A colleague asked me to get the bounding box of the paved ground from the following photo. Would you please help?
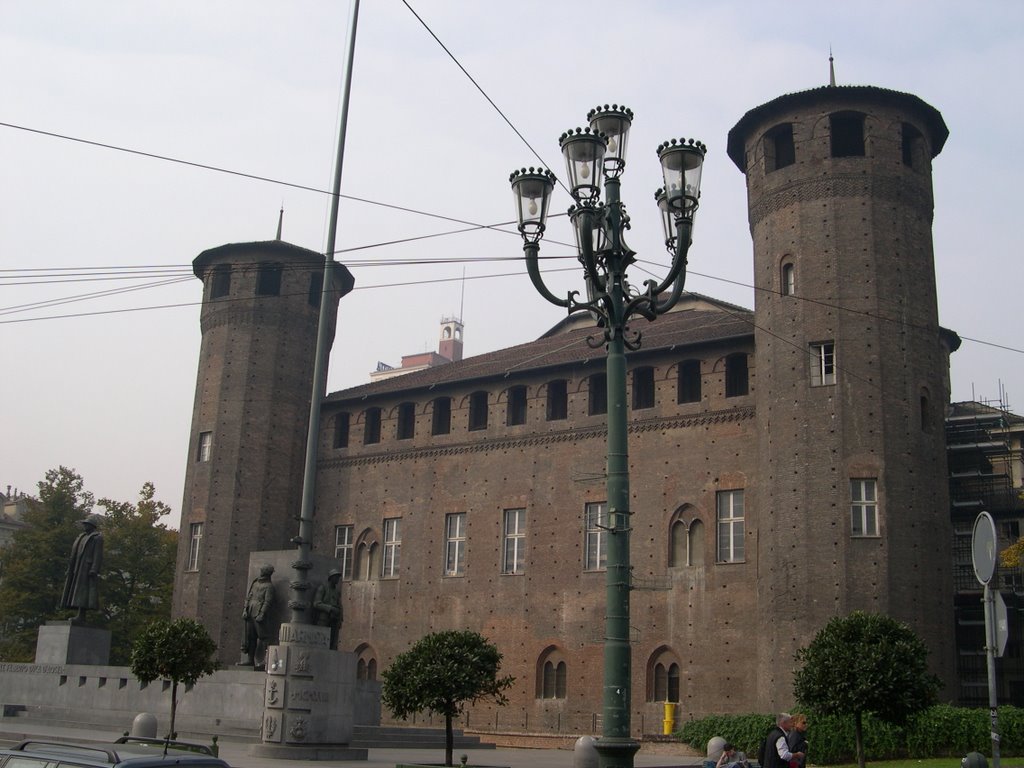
[0,721,703,768]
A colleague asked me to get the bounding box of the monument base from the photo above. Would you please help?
[249,744,368,761]
[35,622,111,665]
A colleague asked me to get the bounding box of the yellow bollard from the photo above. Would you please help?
[662,701,676,735]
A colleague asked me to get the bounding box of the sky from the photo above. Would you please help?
[2,1,1022,529]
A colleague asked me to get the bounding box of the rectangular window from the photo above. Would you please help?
[432,397,451,436]
[468,391,488,431]
[308,271,323,308]
[678,360,701,404]
[632,366,655,409]
[187,523,203,571]
[503,508,526,574]
[256,263,283,296]
[382,518,401,578]
[546,380,568,421]
[197,431,212,462]
[210,266,231,299]
[397,402,416,440]
[334,525,354,580]
[445,512,466,577]
[851,479,878,537]
[831,113,866,157]
[810,342,836,386]
[364,408,381,445]
[716,490,745,563]
[507,385,527,426]
[332,412,350,449]
[584,502,608,571]
[725,354,749,397]
[588,373,607,416]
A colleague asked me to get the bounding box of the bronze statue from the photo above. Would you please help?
[60,517,103,623]
[312,569,343,648]
[240,564,275,669]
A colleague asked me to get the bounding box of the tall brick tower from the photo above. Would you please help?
[172,240,353,661]
[727,85,958,704]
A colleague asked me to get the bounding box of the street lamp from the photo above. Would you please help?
[509,105,705,768]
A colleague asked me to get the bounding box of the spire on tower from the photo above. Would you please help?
[276,206,284,240]
[828,46,836,87]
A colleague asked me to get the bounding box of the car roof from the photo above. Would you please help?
[1,741,231,768]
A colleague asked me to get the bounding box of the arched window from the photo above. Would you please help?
[397,402,416,440]
[468,391,488,431]
[781,263,795,296]
[920,386,932,433]
[669,507,704,567]
[355,643,378,681]
[363,407,382,445]
[647,648,681,703]
[677,360,701,404]
[688,520,705,567]
[632,366,655,410]
[669,520,687,568]
[764,123,795,171]
[536,647,567,699]
[902,123,925,169]
[256,262,283,296]
[353,530,378,581]
[431,397,451,436]
[546,379,568,421]
[588,373,607,416]
[210,265,231,299]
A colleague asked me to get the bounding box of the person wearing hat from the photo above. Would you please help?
[60,515,103,623]
[312,568,343,649]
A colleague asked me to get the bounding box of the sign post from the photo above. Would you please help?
[972,511,1000,768]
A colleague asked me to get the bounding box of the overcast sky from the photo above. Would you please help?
[2,1,1021,528]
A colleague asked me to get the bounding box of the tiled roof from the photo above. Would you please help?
[326,295,753,404]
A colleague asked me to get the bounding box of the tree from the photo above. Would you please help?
[0,466,94,660]
[381,630,514,767]
[129,617,218,738]
[97,482,178,663]
[793,611,941,768]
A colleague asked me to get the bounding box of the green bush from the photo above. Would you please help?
[676,706,1024,765]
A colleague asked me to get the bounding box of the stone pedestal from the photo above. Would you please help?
[35,622,110,665]
[249,622,367,761]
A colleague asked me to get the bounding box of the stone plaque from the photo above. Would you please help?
[266,645,288,675]
[287,679,330,710]
[262,711,283,743]
[278,622,330,648]
[265,678,284,709]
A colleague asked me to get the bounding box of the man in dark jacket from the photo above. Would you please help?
[761,713,803,768]
[60,517,103,623]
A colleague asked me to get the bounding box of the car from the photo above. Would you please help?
[0,739,232,768]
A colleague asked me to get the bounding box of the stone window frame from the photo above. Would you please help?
[382,517,401,578]
[716,490,745,563]
[502,508,526,575]
[646,648,681,703]
[444,512,466,577]
[851,478,880,537]
[584,501,608,572]
[536,646,567,699]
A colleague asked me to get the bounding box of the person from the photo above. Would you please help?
[715,743,749,768]
[60,516,103,623]
[240,564,275,669]
[786,713,808,768]
[761,713,803,768]
[312,569,343,648]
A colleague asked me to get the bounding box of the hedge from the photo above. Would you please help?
[676,705,1024,764]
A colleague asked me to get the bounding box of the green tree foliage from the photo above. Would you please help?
[0,466,94,660]
[793,611,941,768]
[381,630,514,767]
[97,482,178,663]
[130,618,218,738]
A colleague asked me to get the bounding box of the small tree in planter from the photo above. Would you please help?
[130,617,218,737]
[382,630,514,767]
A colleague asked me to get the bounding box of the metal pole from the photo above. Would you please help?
[595,177,640,768]
[984,583,1000,768]
[291,0,361,624]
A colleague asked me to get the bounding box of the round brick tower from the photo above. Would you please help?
[727,85,957,705]
[172,240,353,662]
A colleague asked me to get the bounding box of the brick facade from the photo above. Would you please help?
[174,84,958,733]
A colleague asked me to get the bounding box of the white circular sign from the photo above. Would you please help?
[972,511,997,586]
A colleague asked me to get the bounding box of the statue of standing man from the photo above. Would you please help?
[312,569,343,649]
[60,516,103,624]
[240,564,275,669]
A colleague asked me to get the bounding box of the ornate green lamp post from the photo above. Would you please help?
[509,105,705,768]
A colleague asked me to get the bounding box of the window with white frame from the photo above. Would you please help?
[851,479,879,536]
[584,502,608,571]
[445,512,466,576]
[810,342,836,386]
[716,490,745,562]
[187,522,203,571]
[503,508,526,574]
[382,518,401,578]
[781,262,795,296]
[197,431,212,462]
[334,525,354,580]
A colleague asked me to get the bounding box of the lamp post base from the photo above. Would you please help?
[595,737,641,768]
